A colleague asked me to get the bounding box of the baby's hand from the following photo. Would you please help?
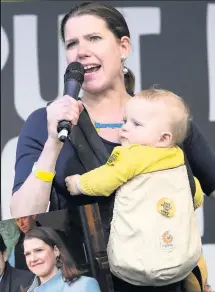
[65,174,81,195]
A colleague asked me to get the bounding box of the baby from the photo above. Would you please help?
[66,88,207,291]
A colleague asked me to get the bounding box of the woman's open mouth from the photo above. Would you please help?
[84,64,101,75]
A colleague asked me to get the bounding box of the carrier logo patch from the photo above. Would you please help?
[107,151,120,166]
[160,230,175,250]
[156,197,176,217]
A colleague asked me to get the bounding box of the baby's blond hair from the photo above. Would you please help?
[135,88,191,145]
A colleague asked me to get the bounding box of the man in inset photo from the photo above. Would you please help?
[10,215,41,270]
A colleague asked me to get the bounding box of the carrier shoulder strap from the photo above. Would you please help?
[68,108,114,292]
[184,153,196,200]
[70,108,110,169]
[184,153,203,292]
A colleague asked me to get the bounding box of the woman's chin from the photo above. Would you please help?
[83,83,105,95]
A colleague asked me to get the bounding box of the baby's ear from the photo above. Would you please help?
[159,132,173,147]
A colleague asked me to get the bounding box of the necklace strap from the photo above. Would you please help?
[94,121,123,131]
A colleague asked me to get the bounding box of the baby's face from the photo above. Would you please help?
[119,98,172,147]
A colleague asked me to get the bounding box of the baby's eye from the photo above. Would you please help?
[133,121,141,126]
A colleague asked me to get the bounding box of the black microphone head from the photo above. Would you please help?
[64,62,84,85]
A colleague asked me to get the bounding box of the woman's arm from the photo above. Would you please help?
[183,121,215,197]
[10,96,83,218]
[10,108,63,217]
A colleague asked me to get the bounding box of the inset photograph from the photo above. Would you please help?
[0,209,101,292]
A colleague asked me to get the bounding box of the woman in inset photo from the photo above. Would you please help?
[22,226,101,292]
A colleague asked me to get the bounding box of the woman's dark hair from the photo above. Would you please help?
[24,227,80,284]
[0,234,7,253]
[60,1,135,95]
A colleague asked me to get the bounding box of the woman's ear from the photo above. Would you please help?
[53,245,60,258]
[120,36,131,59]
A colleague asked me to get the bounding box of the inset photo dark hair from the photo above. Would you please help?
[0,209,101,292]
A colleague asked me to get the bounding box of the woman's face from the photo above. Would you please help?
[64,14,130,94]
[24,238,59,283]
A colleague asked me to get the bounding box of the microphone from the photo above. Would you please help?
[57,62,85,142]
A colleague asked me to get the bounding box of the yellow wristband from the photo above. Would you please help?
[32,163,55,182]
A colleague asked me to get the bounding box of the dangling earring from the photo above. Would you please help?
[56,255,62,268]
[121,55,128,75]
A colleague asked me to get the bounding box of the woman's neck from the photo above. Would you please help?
[39,266,59,285]
[82,87,131,122]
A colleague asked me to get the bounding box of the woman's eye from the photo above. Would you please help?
[90,36,101,41]
[66,42,77,49]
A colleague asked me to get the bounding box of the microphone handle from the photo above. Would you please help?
[64,79,82,98]
[57,79,82,142]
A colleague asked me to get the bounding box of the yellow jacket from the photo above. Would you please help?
[79,144,203,209]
